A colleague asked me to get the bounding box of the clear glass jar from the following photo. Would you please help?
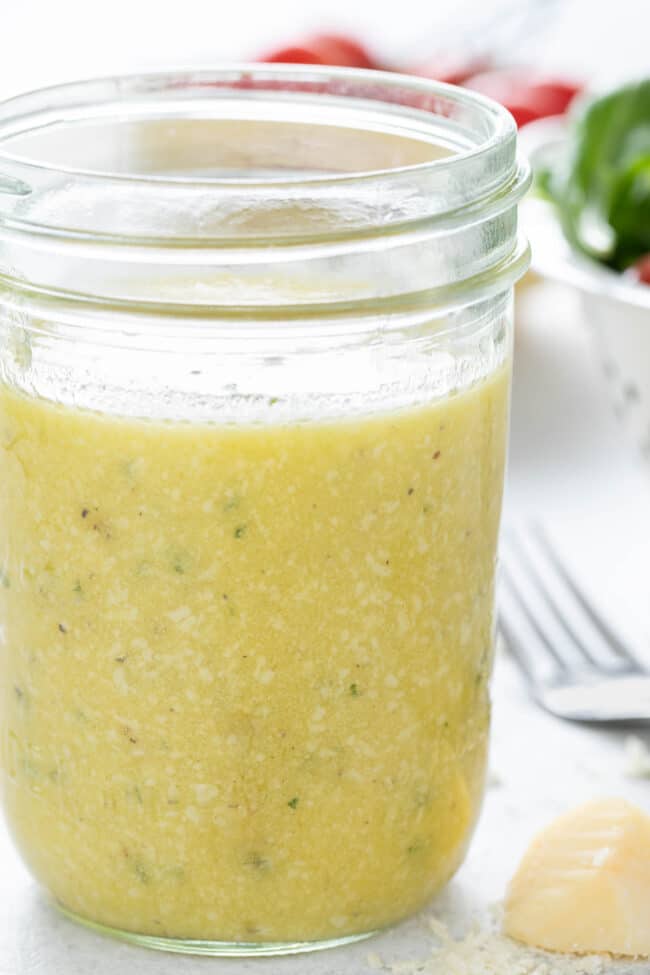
[0,67,529,956]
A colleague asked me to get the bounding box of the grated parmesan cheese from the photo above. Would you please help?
[623,736,650,779]
[367,916,607,975]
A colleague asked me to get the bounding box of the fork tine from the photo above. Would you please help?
[508,531,602,670]
[498,602,542,685]
[499,558,568,677]
[531,523,640,670]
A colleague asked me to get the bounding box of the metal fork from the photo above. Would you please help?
[499,525,650,723]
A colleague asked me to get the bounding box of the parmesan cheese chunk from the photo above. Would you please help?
[504,798,650,958]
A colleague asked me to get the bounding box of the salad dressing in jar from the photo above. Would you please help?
[0,67,529,955]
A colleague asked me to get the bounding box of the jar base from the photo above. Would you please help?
[55,902,377,957]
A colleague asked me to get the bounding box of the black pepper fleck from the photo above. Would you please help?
[243,852,270,871]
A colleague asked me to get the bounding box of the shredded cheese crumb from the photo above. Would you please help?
[366,915,607,975]
[487,768,504,789]
[623,735,650,779]
[366,952,384,970]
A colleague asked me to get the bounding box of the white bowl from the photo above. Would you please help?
[520,119,650,463]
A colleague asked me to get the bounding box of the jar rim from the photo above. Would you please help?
[0,66,530,319]
[0,65,515,191]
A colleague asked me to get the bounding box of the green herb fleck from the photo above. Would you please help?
[58,623,67,634]
[122,458,145,482]
[269,397,279,406]
[223,494,241,512]
[243,852,270,871]
[349,683,360,697]
[169,549,192,575]
[72,580,83,596]
[287,796,299,809]
[21,757,41,780]
[414,788,432,809]
[0,569,10,589]
[134,861,151,884]
[127,784,143,805]
[234,524,247,539]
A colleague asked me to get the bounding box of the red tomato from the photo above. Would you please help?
[261,33,382,69]
[464,70,582,125]
[502,104,542,128]
[413,55,489,87]
[307,33,381,69]
[531,81,583,115]
[631,255,650,285]
[262,45,324,64]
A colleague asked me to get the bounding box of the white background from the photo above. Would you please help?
[1,1,650,972]
[2,0,650,98]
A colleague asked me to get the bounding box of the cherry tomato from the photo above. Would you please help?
[631,255,650,285]
[262,45,324,64]
[502,104,543,128]
[261,33,381,69]
[464,70,582,125]
[307,33,380,69]
[531,81,583,115]
[413,55,489,87]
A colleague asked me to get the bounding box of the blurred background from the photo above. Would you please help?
[2,0,649,97]
[1,0,649,630]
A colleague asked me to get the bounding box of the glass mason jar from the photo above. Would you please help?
[0,67,529,956]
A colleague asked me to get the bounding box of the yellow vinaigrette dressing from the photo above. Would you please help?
[0,366,508,942]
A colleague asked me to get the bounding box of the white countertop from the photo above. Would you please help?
[2,1,650,966]
[2,281,650,974]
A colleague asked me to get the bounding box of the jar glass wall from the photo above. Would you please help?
[0,67,529,956]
